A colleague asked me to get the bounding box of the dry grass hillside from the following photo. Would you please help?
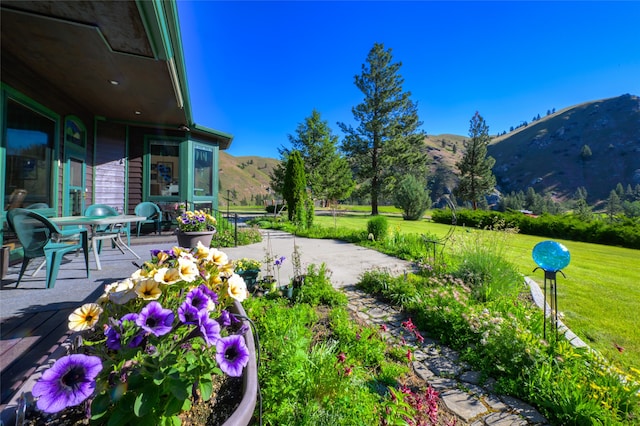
[218,152,280,206]
[488,94,640,205]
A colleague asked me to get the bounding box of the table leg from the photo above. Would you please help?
[114,233,140,259]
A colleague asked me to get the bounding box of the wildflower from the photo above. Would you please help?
[136,302,174,337]
[407,349,412,362]
[135,278,162,300]
[379,324,388,332]
[68,303,103,331]
[227,274,248,302]
[336,352,347,364]
[216,335,250,377]
[344,365,354,376]
[32,354,102,413]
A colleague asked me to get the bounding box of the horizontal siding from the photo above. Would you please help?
[94,122,126,213]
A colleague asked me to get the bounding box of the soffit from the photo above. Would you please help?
[1,1,187,126]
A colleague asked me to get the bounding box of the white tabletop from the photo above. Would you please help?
[51,214,145,226]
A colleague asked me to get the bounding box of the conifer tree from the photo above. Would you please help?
[454,112,496,210]
[271,110,354,206]
[283,150,308,227]
[339,42,428,215]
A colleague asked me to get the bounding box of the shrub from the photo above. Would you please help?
[367,216,389,242]
[431,208,640,249]
[394,174,431,220]
[294,264,348,307]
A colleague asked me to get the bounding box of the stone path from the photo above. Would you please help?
[343,286,550,426]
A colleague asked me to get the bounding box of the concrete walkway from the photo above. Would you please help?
[1,229,549,425]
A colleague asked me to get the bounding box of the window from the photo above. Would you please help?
[194,145,213,197]
[4,99,55,209]
[149,140,180,197]
[65,117,85,148]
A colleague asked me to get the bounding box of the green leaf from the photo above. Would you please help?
[90,392,111,420]
[199,378,213,401]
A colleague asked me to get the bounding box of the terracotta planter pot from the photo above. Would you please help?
[176,230,215,248]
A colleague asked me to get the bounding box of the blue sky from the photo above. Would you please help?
[177,1,640,158]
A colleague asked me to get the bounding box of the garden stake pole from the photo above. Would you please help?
[533,267,566,341]
[532,240,570,343]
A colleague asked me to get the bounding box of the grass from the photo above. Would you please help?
[313,213,640,372]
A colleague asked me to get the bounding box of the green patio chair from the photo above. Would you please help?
[85,204,131,248]
[134,202,162,236]
[7,208,89,289]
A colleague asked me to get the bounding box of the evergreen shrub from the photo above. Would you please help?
[367,216,389,242]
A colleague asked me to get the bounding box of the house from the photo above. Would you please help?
[1,1,232,250]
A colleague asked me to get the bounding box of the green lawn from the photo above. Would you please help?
[314,213,640,372]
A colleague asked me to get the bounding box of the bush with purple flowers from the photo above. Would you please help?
[32,242,251,424]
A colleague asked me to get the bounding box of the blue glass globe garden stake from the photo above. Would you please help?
[532,240,570,340]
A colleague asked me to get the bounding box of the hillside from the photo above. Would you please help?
[218,152,280,206]
[488,94,640,204]
[219,94,640,207]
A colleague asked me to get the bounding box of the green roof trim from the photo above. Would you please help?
[136,0,193,123]
[191,124,234,150]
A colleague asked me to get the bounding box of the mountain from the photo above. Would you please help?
[219,94,640,208]
[218,152,280,206]
[487,94,640,205]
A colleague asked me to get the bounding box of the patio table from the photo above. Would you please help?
[51,215,144,270]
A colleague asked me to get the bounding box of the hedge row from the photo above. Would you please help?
[431,209,640,250]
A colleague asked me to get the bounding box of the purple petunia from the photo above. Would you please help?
[197,310,221,346]
[178,302,200,325]
[217,310,231,328]
[215,335,249,377]
[198,284,218,305]
[185,287,211,312]
[104,325,122,350]
[105,314,145,350]
[150,249,175,258]
[136,301,174,337]
[32,354,103,413]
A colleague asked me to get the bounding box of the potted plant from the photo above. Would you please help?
[233,258,262,290]
[175,209,217,248]
[21,243,257,425]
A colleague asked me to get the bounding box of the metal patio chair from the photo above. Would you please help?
[7,208,89,289]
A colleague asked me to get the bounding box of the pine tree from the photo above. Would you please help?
[606,190,622,221]
[339,42,428,215]
[454,112,496,210]
[271,110,353,207]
